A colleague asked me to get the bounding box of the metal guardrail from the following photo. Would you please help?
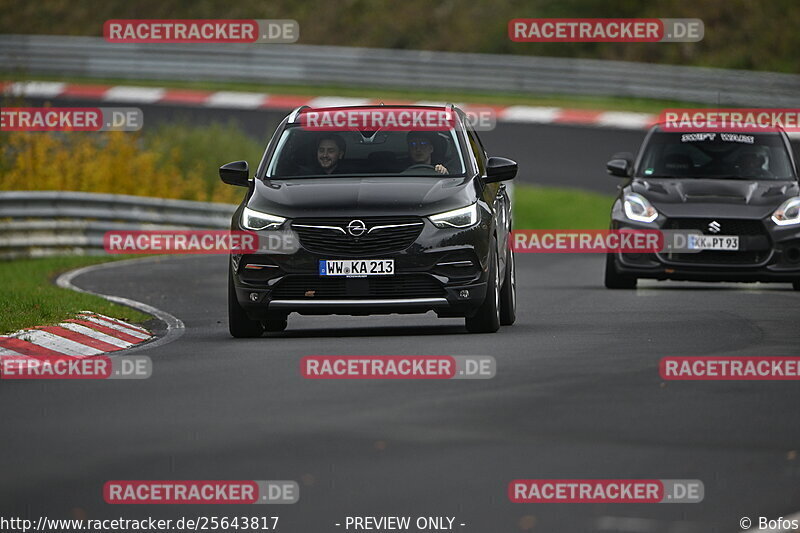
[1,34,799,106]
[0,191,236,259]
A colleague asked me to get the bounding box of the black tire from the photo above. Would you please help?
[263,313,288,332]
[228,266,264,338]
[793,281,800,291]
[604,253,637,289]
[466,240,501,333]
[499,245,516,326]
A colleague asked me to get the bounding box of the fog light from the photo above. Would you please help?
[249,292,260,302]
[458,290,470,299]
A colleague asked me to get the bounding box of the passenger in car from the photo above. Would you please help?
[303,134,347,175]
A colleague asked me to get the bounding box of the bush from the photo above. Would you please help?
[0,123,264,203]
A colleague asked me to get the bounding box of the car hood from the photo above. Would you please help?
[248,176,478,218]
[631,178,799,218]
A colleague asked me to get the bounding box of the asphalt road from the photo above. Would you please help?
[2,253,800,532]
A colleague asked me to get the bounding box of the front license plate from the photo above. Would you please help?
[687,235,740,251]
[319,259,394,277]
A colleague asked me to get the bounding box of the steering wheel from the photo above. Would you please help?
[406,164,436,171]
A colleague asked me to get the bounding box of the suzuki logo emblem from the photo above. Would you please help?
[708,220,721,234]
[347,219,367,237]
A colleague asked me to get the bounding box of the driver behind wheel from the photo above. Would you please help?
[735,148,770,178]
[406,132,449,175]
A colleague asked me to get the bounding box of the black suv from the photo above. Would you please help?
[605,125,800,289]
[220,105,517,336]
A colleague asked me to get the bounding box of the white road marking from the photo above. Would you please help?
[597,111,656,129]
[81,311,150,335]
[412,100,450,107]
[58,257,184,354]
[307,96,373,108]
[104,86,166,103]
[205,91,268,108]
[58,322,134,349]
[5,81,66,98]
[499,105,561,123]
[77,316,151,340]
[18,330,103,357]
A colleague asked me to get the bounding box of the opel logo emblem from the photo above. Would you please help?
[347,219,367,237]
[708,220,721,234]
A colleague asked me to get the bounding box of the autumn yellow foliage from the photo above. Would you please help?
[0,131,242,204]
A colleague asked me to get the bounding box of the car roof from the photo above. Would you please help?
[286,103,462,123]
[649,122,787,135]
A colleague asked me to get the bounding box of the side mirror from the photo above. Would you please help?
[606,152,633,177]
[485,156,517,183]
[219,160,250,187]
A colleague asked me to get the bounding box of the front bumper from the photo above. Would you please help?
[231,218,492,317]
[611,213,800,283]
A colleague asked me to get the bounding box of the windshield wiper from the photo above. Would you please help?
[643,174,769,180]
[703,175,769,180]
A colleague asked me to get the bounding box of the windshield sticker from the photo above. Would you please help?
[720,133,754,144]
[644,168,654,175]
[680,132,755,144]
[680,133,716,142]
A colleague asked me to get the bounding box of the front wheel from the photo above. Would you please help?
[499,245,516,326]
[604,253,637,290]
[466,241,501,334]
[228,265,264,338]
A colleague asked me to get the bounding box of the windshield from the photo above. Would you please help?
[637,131,796,180]
[265,126,467,178]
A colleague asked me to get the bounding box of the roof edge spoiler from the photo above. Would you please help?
[288,105,310,123]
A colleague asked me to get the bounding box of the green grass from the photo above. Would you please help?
[0,72,686,114]
[513,184,613,230]
[0,256,152,334]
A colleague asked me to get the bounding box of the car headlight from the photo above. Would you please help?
[429,203,479,229]
[623,193,658,223]
[772,197,800,226]
[241,206,286,230]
